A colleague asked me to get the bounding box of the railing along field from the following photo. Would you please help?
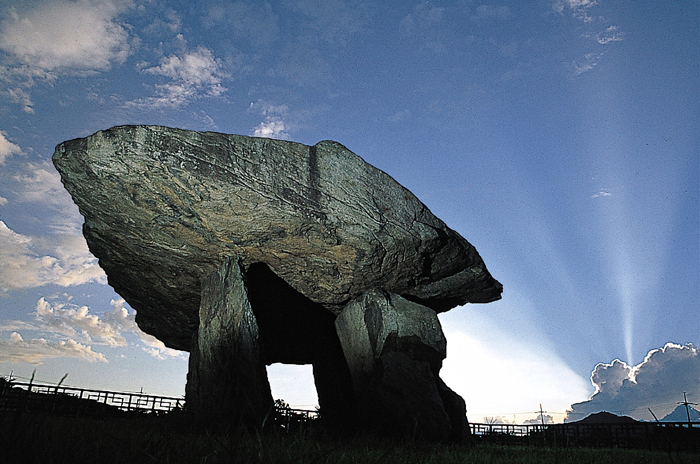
[1,376,696,450]
[0,379,184,416]
[469,420,699,451]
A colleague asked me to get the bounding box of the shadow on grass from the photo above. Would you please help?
[1,411,697,464]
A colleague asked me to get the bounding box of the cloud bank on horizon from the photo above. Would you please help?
[566,343,700,422]
[0,0,696,418]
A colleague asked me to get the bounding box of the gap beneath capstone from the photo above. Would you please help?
[266,364,319,409]
[244,262,358,431]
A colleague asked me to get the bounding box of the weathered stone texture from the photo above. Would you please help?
[52,125,502,351]
[186,256,273,426]
[53,125,502,440]
[335,289,468,441]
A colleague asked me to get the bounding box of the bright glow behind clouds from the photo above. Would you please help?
[440,299,591,422]
[0,0,696,418]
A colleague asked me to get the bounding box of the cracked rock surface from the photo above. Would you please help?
[53,125,502,351]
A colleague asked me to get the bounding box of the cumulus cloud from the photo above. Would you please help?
[0,161,106,293]
[0,130,22,165]
[0,297,183,363]
[105,298,184,359]
[34,297,126,347]
[254,118,288,139]
[11,161,84,234]
[250,100,290,139]
[0,0,132,71]
[566,343,700,422]
[0,221,105,293]
[0,0,133,111]
[129,43,227,109]
[0,332,107,363]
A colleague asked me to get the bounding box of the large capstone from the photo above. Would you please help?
[53,125,502,351]
[52,125,502,439]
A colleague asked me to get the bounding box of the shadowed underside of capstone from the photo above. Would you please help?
[53,125,502,441]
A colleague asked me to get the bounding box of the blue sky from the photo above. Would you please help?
[0,0,697,424]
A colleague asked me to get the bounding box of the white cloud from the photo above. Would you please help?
[250,100,291,139]
[566,343,700,422]
[523,414,554,425]
[0,297,183,363]
[6,86,35,114]
[254,118,288,139]
[34,297,126,347]
[12,161,84,233]
[553,1,622,77]
[0,130,22,165]
[596,25,624,45]
[0,161,106,292]
[553,0,598,22]
[130,44,227,109]
[0,0,133,112]
[142,7,182,35]
[0,0,132,72]
[105,299,184,359]
[592,189,612,198]
[572,52,602,76]
[0,221,106,293]
[0,332,107,364]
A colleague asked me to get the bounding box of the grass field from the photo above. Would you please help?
[1,412,697,464]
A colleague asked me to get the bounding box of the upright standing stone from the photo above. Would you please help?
[186,256,273,428]
[335,289,469,441]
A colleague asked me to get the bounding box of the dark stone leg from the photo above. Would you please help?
[335,289,469,442]
[437,377,471,443]
[186,257,273,429]
[311,334,359,434]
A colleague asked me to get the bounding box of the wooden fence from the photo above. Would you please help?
[469,420,700,451]
[2,377,696,450]
[0,377,318,425]
[0,379,185,416]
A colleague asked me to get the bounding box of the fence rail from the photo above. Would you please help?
[2,377,696,450]
[0,379,185,416]
[469,420,700,450]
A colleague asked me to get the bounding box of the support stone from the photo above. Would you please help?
[335,289,470,442]
[186,256,273,428]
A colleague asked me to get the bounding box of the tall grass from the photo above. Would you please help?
[1,411,696,464]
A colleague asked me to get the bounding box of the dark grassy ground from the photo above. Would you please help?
[1,411,697,464]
